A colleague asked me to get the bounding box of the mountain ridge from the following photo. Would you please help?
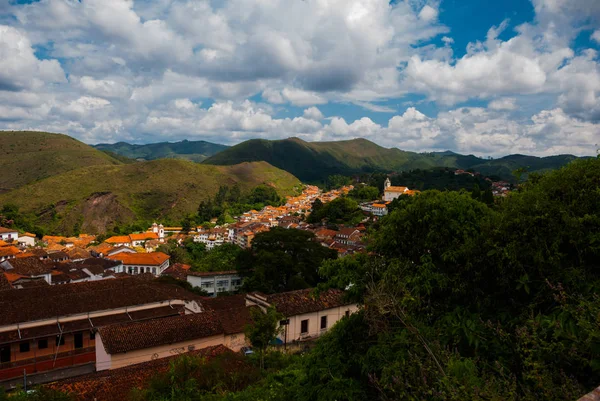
[94,139,229,162]
[203,137,582,182]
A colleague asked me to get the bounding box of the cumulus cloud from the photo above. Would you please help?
[0,0,597,157]
[0,25,65,91]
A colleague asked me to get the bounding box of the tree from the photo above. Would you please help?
[244,306,283,370]
[307,197,363,225]
[238,227,337,293]
[347,185,379,201]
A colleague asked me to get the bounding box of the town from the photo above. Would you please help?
[0,177,422,394]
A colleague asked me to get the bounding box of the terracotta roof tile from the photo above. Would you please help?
[0,256,53,276]
[98,311,224,354]
[264,288,352,316]
[46,345,233,401]
[107,252,170,266]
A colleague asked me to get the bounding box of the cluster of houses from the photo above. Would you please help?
[0,275,358,394]
[0,180,422,395]
[455,169,512,196]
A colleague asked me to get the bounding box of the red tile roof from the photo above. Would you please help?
[46,345,233,401]
[262,288,352,316]
[187,269,238,277]
[0,227,18,234]
[98,311,224,354]
[0,256,52,276]
[106,252,170,266]
[105,235,131,244]
[129,232,159,241]
[0,277,201,326]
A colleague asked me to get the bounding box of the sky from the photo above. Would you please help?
[0,0,599,157]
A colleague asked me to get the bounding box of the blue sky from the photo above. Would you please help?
[0,0,599,157]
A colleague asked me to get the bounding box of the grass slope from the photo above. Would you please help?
[204,137,582,182]
[94,140,229,162]
[0,131,123,193]
[0,159,300,235]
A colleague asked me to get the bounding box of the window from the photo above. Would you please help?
[201,282,214,288]
[56,336,65,346]
[38,339,48,349]
[320,316,328,330]
[74,333,84,349]
[300,319,309,334]
[90,331,96,340]
[0,346,10,363]
[19,342,30,353]
[345,310,350,318]
[216,280,229,287]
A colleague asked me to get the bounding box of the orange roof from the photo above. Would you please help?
[0,240,8,247]
[371,204,386,208]
[385,186,408,192]
[4,272,26,283]
[129,233,159,241]
[107,252,170,266]
[42,235,67,244]
[105,236,131,244]
[0,246,20,257]
[21,232,37,238]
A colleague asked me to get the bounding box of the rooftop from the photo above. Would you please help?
[46,344,233,401]
[258,288,352,317]
[98,311,224,354]
[0,277,200,327]
[106,252,170,266]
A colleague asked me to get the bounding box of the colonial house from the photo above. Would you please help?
[0,246,20,262]
[0,227,18,242]
[106,246,137,257]
[105,232,160,249]
[187,270,243,296]
[360,202,389,216]
[334,228,363,246]
[88,242,114,258]
[17,233,36,248]
[0,278,203,384]
[193,228,232,250]
[106,252,170,276]
[95,302,252,371]
[0,257,53,285]
[245,288,359,344]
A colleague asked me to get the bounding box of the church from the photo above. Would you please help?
[382,178,418,201]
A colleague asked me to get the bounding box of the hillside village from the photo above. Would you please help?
[0,179,422,395]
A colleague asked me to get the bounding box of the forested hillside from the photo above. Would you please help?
[204,137,581,182]
[0,131,122,193]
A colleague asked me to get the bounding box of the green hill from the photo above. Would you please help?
[94,140,229,162]
[0,131,123,193]
[204,137,582,182]
[0,159,300,235]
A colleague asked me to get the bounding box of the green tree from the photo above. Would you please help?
[244,306,284,370]
[238,227,337,293]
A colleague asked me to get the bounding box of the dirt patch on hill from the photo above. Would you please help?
[53,192,136,235]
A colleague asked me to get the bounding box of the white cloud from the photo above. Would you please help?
[0,25,65,91]
[303,107,324,121]
[488,98,517,110]
[418,5,438,22]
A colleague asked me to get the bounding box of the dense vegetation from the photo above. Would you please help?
[238,227,338,293]
[306,197,364,226]
[204,137,581,183]
[94,140,228,163]
[196,184,286,225]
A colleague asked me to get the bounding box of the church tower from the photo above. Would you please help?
[384,177,391,189]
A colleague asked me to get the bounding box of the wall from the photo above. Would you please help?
[279,304,360,344]
[97,334,225,371]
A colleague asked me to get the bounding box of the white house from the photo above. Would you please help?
[106,252,170,276]
[0,227,18,242]
[17,233,36,247]
[382,178,409,202]
[245,288,359,344]
[187,270,243,296]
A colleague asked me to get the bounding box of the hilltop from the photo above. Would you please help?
[0,159,300,235]
[0,131,123,193]
[94,140,228,162]
[203,137,581,182]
